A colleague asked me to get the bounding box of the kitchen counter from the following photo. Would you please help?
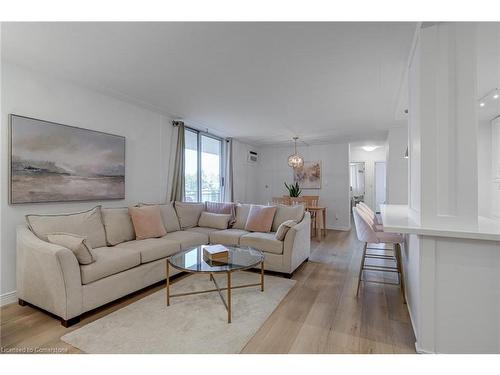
[380,204,500,241]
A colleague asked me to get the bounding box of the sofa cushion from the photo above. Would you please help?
[26,206,107,248]
[209,228,249,246]
[272,204,305,232]
[198,212,231,229]
[185,226,221,236]
[174,202,205,229]
[244,205,277,233]
[140,202,181,233]
[163,230,208,250]
[205,202,236,225]
[115,238,180,263]
[47,233,95,265]
[232,204,252,229]
[128,206,166,240]
[80,247,141,284]
[101,207,135,245]
[240,232,284,255]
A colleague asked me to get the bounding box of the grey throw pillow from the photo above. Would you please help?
[47,232,95,265]
[198,211,232,229]
[275,220,297,241]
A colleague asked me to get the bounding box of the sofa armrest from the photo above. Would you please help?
[282,212,311,273]
[16,225,83,320]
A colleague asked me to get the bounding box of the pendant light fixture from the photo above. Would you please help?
[288,136,304,169]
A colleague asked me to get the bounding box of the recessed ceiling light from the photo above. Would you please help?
[362,145,379,152]
[494,93,499,99]
[479,102,485,107]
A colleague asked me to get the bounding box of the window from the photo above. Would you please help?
[184,129,199,202]
[184,128,223,202]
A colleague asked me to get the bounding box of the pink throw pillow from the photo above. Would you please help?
[128,205,166,240]
[244,205,277,233]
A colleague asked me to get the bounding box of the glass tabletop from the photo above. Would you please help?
[168,245,264,273]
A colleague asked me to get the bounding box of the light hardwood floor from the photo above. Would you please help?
[0,228,416,354]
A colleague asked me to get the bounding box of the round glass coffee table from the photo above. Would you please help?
[166,245,265,323]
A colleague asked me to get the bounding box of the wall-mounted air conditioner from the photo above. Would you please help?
[247,150,258,163]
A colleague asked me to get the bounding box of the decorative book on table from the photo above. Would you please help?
[203,244,229,264]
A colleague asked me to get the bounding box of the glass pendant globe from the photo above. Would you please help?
[288,154,304,168]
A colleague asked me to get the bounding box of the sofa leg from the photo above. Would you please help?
[61,316,80,328]
[18,299,26,306]
[304,258,309,262]
[285,272,293,279]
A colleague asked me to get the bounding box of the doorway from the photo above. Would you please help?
[374,161,387,213]
[349,162,365,209]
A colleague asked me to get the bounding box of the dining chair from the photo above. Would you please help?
[352,206,406,302]
[272,196,291,205]
[289,197,306,206]
[302,196,320,235]
[302,195,319,207]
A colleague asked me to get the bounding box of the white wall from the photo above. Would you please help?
[232,140,260,204]
[254,143,351,230]
[491,117,500,219]
[386,126,409,204]
[349,144,386,212]
[0,63,173,297]
[478,120,493,217]
[402,234,420,340]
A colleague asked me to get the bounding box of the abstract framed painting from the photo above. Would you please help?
[9,114,125,204]
[293,161,321,189]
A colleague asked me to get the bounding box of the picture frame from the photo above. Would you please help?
[293,161,322,189]
[9,114,126,204]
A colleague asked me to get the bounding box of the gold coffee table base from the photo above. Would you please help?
[166,259,265,323]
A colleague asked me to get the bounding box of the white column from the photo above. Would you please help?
[404,23,500,354]
[410,23,478,227]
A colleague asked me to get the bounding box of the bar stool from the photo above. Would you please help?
[352,206,406,302]
[358,201,382,225]
[356,203,384,232]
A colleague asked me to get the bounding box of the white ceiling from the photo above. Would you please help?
[1,22,417,145]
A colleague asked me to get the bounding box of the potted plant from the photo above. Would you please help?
[284,182,302,197]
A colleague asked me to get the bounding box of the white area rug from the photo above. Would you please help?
[61,272,295,353]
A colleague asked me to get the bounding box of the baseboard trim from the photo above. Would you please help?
[401,271,435,354]
[406,307,423,354]
[327,225,351,231]
[0,290,17,306]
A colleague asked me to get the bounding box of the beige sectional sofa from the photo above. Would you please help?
[16,202,310,326]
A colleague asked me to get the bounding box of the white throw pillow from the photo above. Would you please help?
[47,233,95,265]
[198,211,232,229]
[274,220,297,241]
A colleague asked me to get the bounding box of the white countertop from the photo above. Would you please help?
[380,204,500,241]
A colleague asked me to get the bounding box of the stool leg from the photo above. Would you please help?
[356,242,367,297]
[395,243,406,304]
